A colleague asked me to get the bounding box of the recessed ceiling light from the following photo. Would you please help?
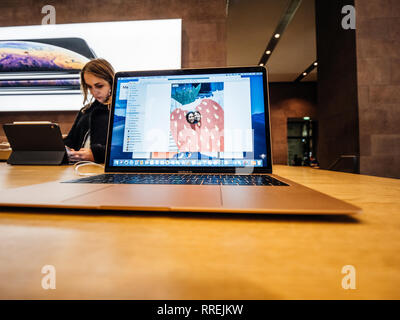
[274,33,280,38]
[266,50,271,55]
[303,72,307,76]
[313,62,318,66]
[259,63,264,66]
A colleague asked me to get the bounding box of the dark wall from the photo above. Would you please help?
[0,0,227,141]
[355,0,400,179]
[315,0,360,171]
[269,82,317,164]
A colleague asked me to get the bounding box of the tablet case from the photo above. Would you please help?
[3,122,68,165]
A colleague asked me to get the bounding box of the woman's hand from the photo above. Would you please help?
[67,148,94,162]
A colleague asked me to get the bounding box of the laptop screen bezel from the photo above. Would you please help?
[104,66,273,174]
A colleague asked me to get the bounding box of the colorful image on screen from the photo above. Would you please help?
[170,82,224,153]
[108,71,268,168]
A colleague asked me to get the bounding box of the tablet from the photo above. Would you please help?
[3,122,68,165]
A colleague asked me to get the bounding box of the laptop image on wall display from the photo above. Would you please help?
[0,66,361,215]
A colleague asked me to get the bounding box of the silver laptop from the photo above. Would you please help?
[0,66,361,215]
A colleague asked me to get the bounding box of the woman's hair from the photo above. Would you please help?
[80,58,115,109]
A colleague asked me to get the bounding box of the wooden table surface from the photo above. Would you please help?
[0,163,399,299]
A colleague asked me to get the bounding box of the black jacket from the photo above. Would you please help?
[64,100,110,163]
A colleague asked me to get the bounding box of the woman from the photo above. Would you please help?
[64,58,114,163]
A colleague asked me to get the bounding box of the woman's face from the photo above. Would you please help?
[84,72,111,104]
[187,112,195,123]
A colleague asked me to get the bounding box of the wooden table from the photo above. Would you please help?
[0,163,399,299]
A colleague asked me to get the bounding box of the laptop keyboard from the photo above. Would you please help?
[63,174,288,186]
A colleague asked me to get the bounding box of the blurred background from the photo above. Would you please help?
[0,0,398,178]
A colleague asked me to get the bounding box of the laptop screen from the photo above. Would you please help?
[106,67,272,173]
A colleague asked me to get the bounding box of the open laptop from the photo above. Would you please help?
[0,66,361,215]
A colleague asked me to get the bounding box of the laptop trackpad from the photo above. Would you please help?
[65,185,222,211]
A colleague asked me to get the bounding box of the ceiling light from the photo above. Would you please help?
[266,50,271,55]
[303,72,307,76]
[259,63,264,66]
[274,33,280,38]
[313,62,318,66]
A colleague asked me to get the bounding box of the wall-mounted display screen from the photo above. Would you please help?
[0,19,182,112]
